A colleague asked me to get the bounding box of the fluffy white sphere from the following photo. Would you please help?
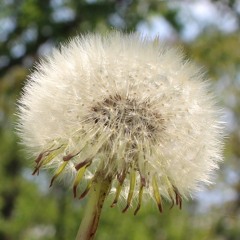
[17,32,224,214]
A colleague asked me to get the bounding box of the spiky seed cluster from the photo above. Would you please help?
[17,32,224,214]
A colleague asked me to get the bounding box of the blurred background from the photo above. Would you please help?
[0,0,240,239]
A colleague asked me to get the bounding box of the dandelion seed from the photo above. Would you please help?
[17,32,224,240]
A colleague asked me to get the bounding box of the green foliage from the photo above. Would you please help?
[186,32,240,79]
[96,201,202,240]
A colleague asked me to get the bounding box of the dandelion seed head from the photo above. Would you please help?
[17,32,224,213]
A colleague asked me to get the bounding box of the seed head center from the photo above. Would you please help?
[89,94,163,139]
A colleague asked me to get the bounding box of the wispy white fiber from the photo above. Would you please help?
[17,32,224,213]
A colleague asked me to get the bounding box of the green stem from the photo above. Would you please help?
[75,177,111,240]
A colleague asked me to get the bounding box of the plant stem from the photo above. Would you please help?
[75,176,111,240]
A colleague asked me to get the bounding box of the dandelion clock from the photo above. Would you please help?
[17,32,224,240]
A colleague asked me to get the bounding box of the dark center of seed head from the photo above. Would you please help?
[89,94,164,139]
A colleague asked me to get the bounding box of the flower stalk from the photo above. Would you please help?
[75,175,112,240]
